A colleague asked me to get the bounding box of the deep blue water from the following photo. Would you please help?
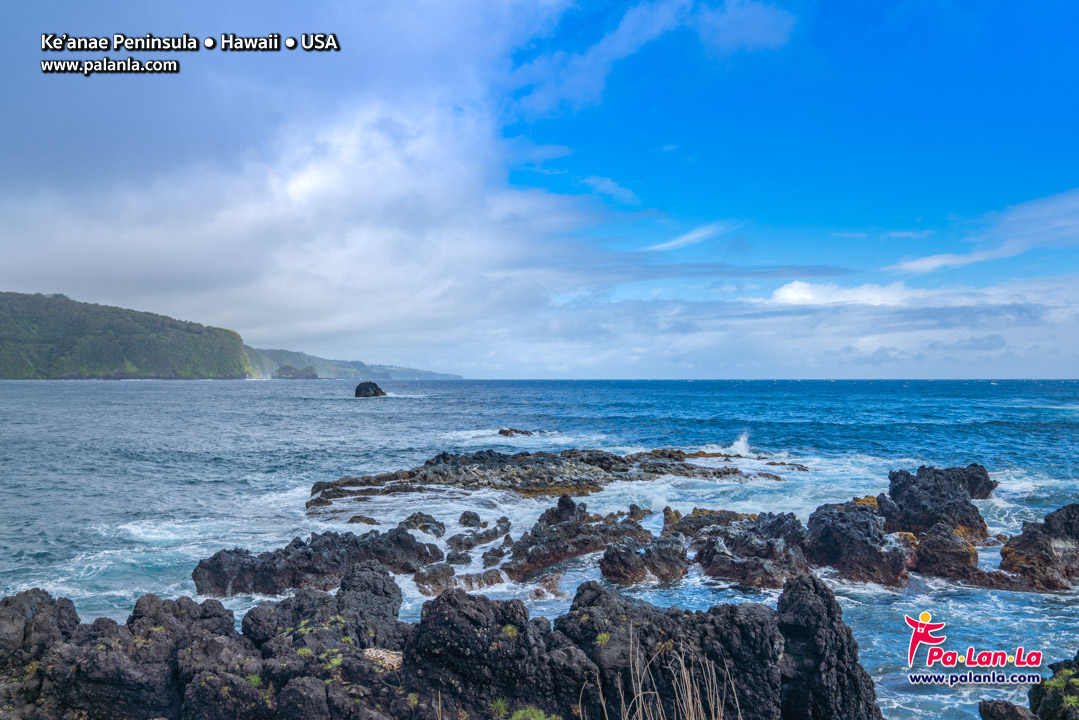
[2,379,1078,718]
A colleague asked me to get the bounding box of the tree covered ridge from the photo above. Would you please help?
[0,292,252,379]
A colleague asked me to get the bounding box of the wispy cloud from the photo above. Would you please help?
[645,221,744,251]
[889,187,1079,273]
[515,0,796,116]
[581,175,641,205]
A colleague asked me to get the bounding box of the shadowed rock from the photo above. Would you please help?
[309,448,758,513]
[354,382,386,397]
[877,465,989,539]
[978,699,1036,719]
[999,504,1079,591]
[696,512,808,588]
[600,536,689,585]
[501,495,652,581]
[661,506,750,538]
[192,528,442,596]
[806,500,912,586]
[397,512,445,538]
[777,574,883,720]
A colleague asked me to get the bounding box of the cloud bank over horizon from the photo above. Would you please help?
[3,0,1078,378]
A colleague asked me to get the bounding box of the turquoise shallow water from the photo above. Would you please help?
[1,378,1077,718]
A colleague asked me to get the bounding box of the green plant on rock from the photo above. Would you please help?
[594,632,610,646]
[501,624,519,638]
[489,697,509,719]
[245,674,262,688]
[297,648,313,658]
[509,706,562,720]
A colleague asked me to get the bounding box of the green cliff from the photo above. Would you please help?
[0,292,254,379]
[0,292,460,381]
[244,346,460,380]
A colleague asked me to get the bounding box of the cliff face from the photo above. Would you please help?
[244,346,461,380]
[0,292,253,379]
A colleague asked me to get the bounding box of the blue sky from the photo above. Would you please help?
[3,0,1078,378]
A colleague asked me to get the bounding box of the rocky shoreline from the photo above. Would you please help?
[4,448,1078,719]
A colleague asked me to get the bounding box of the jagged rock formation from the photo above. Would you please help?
[191,529,442,596]
[308,448,779,514]
[0,571,883,720]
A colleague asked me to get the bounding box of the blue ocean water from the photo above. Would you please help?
[1,379,1077,718]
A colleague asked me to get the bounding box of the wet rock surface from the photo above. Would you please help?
[353,382,386,398]
[307,448,768,514]
[806,500,912,586]
[599,536,688,585]
[696,512,809,589]
[501,495,653,581]
[877,465,990,539]
[191,528,443,596]
[999,504,1079,591]
[661,505,749,538]
[0,570,883,720]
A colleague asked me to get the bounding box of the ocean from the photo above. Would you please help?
[1,378,1077,718]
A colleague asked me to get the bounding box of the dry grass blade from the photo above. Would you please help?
[577,627,742,720]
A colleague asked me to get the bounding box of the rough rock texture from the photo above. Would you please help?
[501,495,653,581]
[806,501,912,586]
[978,699,1036,719]
[308,448,765,514]
[661,506,750,538]
[948,463,999,499]
[445,516,511,552]
[458,511,482,528]
[599,541,648,584]
[0,572,882,720]
[999,504,1079,591]
[396,512,445,538]
[1028,648,1079,719]
[497,428,533,436]
[777,575,883,720]
[192,528,442,596]
[242,562,406,650]
[877,466,989,539]
[353,382,386,398]
[914,523,1025,590]
[599,537,688,586]
[696,513,809,588]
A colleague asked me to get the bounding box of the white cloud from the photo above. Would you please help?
[581,176,641,205]
[693,0,796,55]
[645,221,742,251]
[515,0,796,116]
[890,187,1079,273]
[768,281,914,306]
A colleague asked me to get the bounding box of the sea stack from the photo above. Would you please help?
[355,381,387,397]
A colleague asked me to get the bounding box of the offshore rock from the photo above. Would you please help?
[501,495,652,581]
[806,500,912,586]
[192,528,442,596]
[877,465,989,539]
[600,537,688,585]
[445,516,511,552]
[661,505,750,538]
[999,504,1079,591]
[308,448,758,514]
[915,523,1025,590]
[978,700,1036,720]
[353,382,386,397]
[397,512,445,538]
[696,512,809,589]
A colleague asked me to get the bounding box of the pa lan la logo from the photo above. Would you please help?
[905,611,1042,669]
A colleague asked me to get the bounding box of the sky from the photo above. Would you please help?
[2,0,1078,379]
